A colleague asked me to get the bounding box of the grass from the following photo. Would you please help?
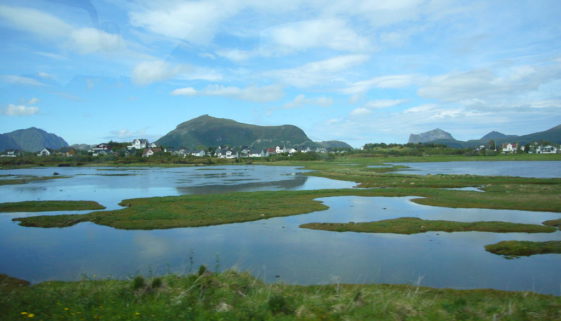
[0,200,105,213]
[300,217,556,234]
[485,241,561,258]
[0,175,68,186]
[543,218,561,230]
[12,182,561,229]
[1,269,560,321]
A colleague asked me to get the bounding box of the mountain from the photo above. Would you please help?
[1,127,68,152]
[407,124,561,148]
[0,134,19,151]
[318,140,352,150]
[156,115,317,150]
[408,129,455,144]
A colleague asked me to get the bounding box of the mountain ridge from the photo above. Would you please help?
[0,127,68,152]
[156,115,320,150]
[408,124,561,147]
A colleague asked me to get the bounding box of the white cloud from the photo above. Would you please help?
[130,1,237,44]
[3,104,39,116]
[69,28,125,54]
[37,72,53,79]
[418,63,561,109]
[343,74,416,95]
[28,98,39,105]
[1,75,46,86]
[35,51,66,60]
[267,18,372,52]
[132,60,183,85]
[171,84,283,102]
[216,49,253,62]
[363,99,407,109]
[270,54,369,87]
[0,5,72,39]
[171,87,197,96]
[282,94,333,109]
[350,107,371,116]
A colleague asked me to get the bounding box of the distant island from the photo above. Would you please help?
[408,125,561,148]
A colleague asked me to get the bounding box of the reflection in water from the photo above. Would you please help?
[177,174,309,194]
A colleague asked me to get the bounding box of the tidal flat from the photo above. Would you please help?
[1,158,561,298]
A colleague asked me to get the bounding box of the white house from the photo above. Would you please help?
[142,148,154,157]
[501,143,518,153]
[128,139,149,150]
[536,145,558,154]
[37,148,51,157]
[0,150,18,158]
[191,150,206,157]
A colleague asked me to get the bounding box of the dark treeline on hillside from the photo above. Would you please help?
[358,143,497,156]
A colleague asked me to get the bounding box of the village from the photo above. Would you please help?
[1,138,560,159]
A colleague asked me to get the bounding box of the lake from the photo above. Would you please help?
[0,165,560,295]
[386,161,561,178]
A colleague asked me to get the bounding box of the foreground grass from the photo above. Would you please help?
[1,270,560,321]
[0,200,105,213]
[300,217,556,234]
[485,241,561,258]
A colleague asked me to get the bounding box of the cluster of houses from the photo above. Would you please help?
[475,142,560,154]
[170,145,327,159]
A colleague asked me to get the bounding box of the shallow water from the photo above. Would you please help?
[387,161,561,178]
[0,165,354,210]
[0,166,560,295]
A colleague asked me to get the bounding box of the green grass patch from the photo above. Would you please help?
[0,175,68,186]
[543,218,561,230]
[300,217,556,234]
[485,240,561,258]
[0,200,105,213]
[1,270,559,321]
[12,184,561,229]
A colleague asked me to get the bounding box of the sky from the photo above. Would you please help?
[0,0,560,147]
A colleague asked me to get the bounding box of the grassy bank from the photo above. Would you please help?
[485,240,561,258]
[0,200,105,213]
[300,217,556,234]
[0,175,68,186]
[12,182,561,229]
[1,270,560,321]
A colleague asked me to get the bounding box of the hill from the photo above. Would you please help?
[408,124,561,148]
[156,115,317,150]
[408,129,455,144]
[318,140,352,150]
[0,128,68,152]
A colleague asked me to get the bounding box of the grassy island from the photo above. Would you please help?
[0,175,68,186]
[300,217,556,234]
[1,270,560,321]
[0,200,105,213]
[485,240,561,258]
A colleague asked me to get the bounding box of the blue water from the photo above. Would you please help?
[386,161,561,178]
[0,165,560,295]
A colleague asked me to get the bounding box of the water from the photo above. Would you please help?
[0,165,355,210]
[386,161,561,178]
[0,166,560,295]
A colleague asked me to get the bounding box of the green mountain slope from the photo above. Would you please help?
[1,128,68,152]
[156,115,317,149]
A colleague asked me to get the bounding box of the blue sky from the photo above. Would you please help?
[1,0,560,147]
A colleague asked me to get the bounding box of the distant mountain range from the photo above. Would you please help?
[408,124,561,147]
[0,127,68,152]
[156,115,351,150]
